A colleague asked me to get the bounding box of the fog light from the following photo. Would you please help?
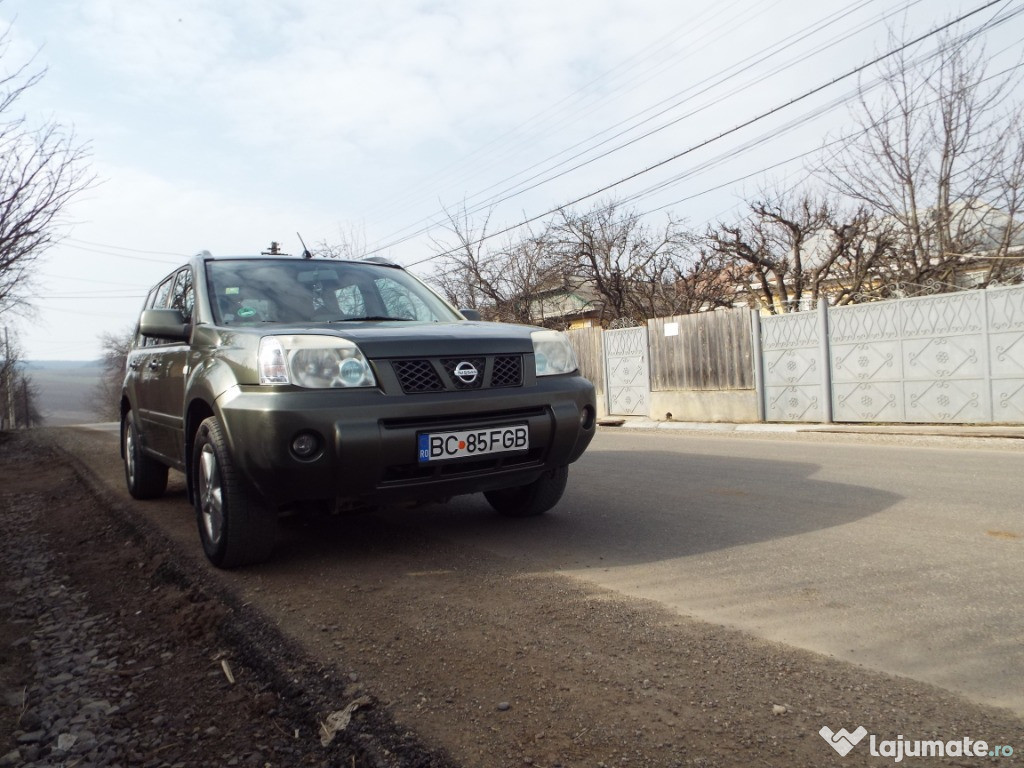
[290,432,321,459]
[580,405,596,430]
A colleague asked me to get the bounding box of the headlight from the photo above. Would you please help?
[531,330,578,376]
[258,336,376,388]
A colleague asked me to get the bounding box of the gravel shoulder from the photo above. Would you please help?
[1,428,1021,767]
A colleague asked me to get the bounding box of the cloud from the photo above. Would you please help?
[55,0,682,159]
[71,159,339,257]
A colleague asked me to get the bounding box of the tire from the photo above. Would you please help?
[123,411,168,499]
[484,465,569,517]
[193,416,278,568]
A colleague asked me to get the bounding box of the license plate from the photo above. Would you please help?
[418,424,529,463]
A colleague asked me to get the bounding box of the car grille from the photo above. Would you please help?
[442,357,485,390]
[392,359,444,393]
[391,355,523,394]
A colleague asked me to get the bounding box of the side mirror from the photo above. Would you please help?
[460,308,482,322]
[140,308,190,341]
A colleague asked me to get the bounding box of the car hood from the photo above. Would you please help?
[228,320,540,358]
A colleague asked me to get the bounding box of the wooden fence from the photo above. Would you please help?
[567,310,756,421]
[566,326,604,398]
[647,309,754,391]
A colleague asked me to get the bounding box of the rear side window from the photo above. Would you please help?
[169,268,194,323]
[153,276,175,309]
[140,268,190,346]
[132,287,160,348]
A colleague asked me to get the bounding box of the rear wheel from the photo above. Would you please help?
[123,411,168,499]
[193,416,277,568]
[484,465,569,517]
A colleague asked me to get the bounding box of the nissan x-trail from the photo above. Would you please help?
[121,251,596,568]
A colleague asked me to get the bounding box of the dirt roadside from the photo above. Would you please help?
[0,430,451,768]
[1,428,1021,767]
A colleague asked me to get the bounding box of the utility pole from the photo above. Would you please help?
[21,378,29,429]
[3,327,15,430]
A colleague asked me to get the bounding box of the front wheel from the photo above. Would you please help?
[123,411,168,499]
[193,416,277,568]
[484,465,569,517]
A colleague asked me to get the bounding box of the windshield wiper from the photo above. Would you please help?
[331,315,414,322]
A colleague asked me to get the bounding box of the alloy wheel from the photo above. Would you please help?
[198,442,224,546]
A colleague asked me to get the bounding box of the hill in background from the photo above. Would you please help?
[24,360,105,426]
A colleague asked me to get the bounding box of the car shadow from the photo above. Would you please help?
[271,448,902,571]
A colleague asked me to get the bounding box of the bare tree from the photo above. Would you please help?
[0,325,18,428]
[819,30,1024,293]
[430,204,562,324]
[664,249,739,315]
[982,123,1024,285]
[551,200,704,325]
[0,26,95,316]
[706,189,883,313]
[824,210,899,305]
[90,327,133,421]
[313,222,370,260]
[0,326,40,428]
[431,201,737,326]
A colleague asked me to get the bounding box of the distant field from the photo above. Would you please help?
[24,362,106,426]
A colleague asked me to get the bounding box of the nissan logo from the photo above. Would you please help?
[453,361,479,384]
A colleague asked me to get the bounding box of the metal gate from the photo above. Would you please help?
[603,326,650,416]
[759,306,829,422]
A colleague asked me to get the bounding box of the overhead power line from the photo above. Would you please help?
[631,54,1024,218]
[355,0,761,227]
[60,239,188,265]
[394,0,1017,270]
[368,0,909,253]
[365,0,903,255]
[65,238,190,258]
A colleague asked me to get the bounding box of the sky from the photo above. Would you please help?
[1,0,1021,361]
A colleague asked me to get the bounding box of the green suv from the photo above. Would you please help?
[121,251,596,568]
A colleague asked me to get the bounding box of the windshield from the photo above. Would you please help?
[205,259,461,326]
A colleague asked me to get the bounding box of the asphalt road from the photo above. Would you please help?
[69,424,1024,716]
[391,428,1024,715]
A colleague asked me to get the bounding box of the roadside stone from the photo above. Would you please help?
[18,708,42,730]
[55,732,78,751]
[0,750,20,767]
[80,699,114,717]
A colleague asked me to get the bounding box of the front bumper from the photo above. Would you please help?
[213,375,596,506]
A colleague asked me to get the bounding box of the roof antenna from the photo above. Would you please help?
[297,232,313,259]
